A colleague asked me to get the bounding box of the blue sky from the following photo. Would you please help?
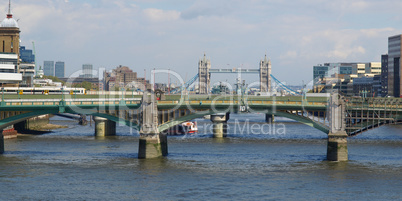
[5,0,402,85]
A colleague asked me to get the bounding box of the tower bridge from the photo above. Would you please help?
[198,54,272,94]
[0,91,400,161]
[174,54,297,95]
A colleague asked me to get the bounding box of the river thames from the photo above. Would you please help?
[0,114,401,200]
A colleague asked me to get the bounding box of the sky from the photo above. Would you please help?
[5,0,402,86]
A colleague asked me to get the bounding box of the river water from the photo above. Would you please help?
[0,114,401,200]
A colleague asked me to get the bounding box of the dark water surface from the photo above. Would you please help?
[0,114,401,200]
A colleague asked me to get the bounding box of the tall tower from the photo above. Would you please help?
[0,0,20,57]
[198,54,211,94]
[388,34,402,97]
[0,0,22,87]
[55,61,65,78]
[43,61,54,76]
[259,54,271,93]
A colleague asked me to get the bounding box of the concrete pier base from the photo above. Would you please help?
[211,113,229,138]
[94,116,116,137]
[0,133,4,154]
[265,114,274,123]
[138,133,168,159]
[327,132,348,161]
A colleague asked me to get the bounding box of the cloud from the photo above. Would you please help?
[143,8,180,22]
[5,0,402,83]
[180,1,235,19]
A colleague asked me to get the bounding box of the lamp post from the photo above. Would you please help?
[61,86,64,100]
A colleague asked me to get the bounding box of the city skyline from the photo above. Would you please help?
[6,0,402,84]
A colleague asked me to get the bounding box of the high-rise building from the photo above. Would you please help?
[313,63,354,79]
[55,61,65,78]
[313,65,329,79]
[388,34,402,97]
[19,46,34,63]
[313,62,380,80]
[381,54,388,97]
[82,64,93,78]
[19,46,35,87]
[43,61,54,76]
[0,2,21,86]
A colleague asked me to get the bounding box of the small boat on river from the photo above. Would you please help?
[164,121,198,135]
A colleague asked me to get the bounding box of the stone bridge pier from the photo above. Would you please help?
[265,114,274,123]
[138,90,167,159]
[0,133,4,154]
[210,113,230,138]
[94,116,116,137]
[327,93,348,161]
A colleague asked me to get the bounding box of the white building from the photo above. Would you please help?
[0,53,22,85]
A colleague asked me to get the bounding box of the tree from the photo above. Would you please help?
[73,81,93,90]
[42,75,66,85]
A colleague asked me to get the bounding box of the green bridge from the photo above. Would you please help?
[0,92,401,161]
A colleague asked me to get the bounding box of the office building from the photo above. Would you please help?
[353,76,374,97]
[19,46,34,63]
[313,62,381,81]
[19,46,35,86]
[388,34,402,97]
[55,61,65,78]
[19,63,35,87]
[43,61,54,76]
[82,64,93,78]
[381,54,388,97]
[313,63,354,80]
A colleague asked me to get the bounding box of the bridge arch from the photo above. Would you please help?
[267,111,329,134]
[157,109,330,134]
[0,110,140,131]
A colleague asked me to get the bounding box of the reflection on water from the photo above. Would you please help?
[0,114,400,200]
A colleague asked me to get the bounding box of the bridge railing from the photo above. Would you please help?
[157,99,329,108]
[1,98,142,106]
[345,97,402,110]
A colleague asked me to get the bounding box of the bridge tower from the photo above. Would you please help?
[138,90,167,158]
[0,0,21,87]
[198,53,211,94]
[259,54,271,93]
[327,93,348,161]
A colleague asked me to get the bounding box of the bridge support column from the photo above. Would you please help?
[327,93,348,161]
[0,133,4,154]
[327,132,348,161]
[138,133,167,159]
[265,114,274,123]
[211,113,229,138]
[138,89,167,159]
[94,116,116,137]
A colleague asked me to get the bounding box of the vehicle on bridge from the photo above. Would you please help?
[1,87,86,95]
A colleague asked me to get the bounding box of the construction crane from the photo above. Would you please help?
[32,41,36,74]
